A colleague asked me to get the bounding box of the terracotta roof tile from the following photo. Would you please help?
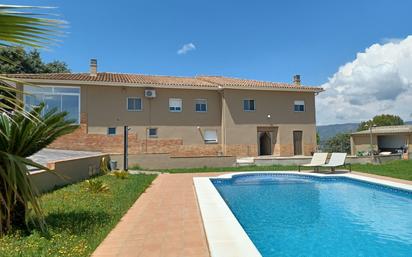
[4,72,323,92]
[196,76,322,91]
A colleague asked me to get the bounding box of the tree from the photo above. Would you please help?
[324,133,351,154]
[357,114,404,131]
[0,104,78,233]
[0,47,70,74]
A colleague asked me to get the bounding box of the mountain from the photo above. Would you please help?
[316,123,359,142]
[317,121,412,142]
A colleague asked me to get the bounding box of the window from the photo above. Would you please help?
[195,99,207,112]
[108,127,116,135]
[24,85,80,123]
[169,98,182,112]
[148,128,158,138]
[243,99,256,111]
[294,100,305,112]
[127,97,142,111]
[204,130,218,144]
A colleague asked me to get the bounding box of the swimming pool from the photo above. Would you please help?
[210,173,412,257]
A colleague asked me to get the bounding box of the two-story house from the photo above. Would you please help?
[10,59,323,157]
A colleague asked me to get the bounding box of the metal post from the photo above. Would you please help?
[369,124,376,161]
[124,125,128,171]
[369,126,373,159]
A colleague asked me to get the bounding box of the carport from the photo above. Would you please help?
[350,125,412,159]
[377,135,407,153]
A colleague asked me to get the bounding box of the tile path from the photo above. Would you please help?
[92,170,412,257]
[92,173,222,257]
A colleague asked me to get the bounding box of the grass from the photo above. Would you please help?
[153,165,311,173]
[0,174,156,257]
[142,160,412,181]
[351,160,412,181]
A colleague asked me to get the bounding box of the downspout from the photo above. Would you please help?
[220,87,226,155]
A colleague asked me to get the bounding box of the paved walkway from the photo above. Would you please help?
[92,170,412,257]
[92,173,221,257]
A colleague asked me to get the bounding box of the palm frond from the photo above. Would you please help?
[0,5,66,48]
[0,104,78,234]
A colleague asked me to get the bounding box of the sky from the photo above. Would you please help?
[5,0,412,125]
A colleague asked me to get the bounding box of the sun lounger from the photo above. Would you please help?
[298,153,328,172]
[321,152,351,172]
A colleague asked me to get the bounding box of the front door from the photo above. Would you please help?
[257,127,278,156]
[293,131,303,155]
[259,132,272,155]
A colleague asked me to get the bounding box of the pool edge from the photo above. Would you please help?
[193,177,262,257]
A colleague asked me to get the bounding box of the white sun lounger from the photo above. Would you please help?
[321,152,351,172]
[298,153,328,172]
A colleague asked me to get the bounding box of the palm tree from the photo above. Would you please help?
[0,5,69,234]
[0,104,78,233]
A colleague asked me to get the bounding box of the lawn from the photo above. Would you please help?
[154,165,311,173]
[152,160,412,181]
[0,174,156,257]
[351,160,412,181]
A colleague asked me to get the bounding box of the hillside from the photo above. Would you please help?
[317,123,358,141]
[317,121,412,142]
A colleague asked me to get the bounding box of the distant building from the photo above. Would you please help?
[8,59,323,157]
[350,125,412,159]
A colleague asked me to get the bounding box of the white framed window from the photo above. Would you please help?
[24,85,80,124]
[195,99,207,112]
[243,99,256,111]
[108,127,116,135]
[127,97,142,111]
[204,130,218,144]
[169,98,182,112]
[294,100,305,112]
[148,128,158,138]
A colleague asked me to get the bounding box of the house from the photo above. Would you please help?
[350,125,412,159]
[9,59,323,157]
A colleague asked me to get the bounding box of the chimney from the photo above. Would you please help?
[293,75,301,86]
[90,59,97,76]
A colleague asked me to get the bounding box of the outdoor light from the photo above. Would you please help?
[267,114,271,119]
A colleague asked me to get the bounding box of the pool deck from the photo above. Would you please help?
[92,171,411,257]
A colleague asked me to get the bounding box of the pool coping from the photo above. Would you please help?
[193,171,412,257]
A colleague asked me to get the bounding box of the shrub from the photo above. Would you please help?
[83,180,109,193]
[110,170,129,179]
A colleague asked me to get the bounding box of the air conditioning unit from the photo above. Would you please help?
[144,89,156,98]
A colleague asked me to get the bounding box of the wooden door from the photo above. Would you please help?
[293,131,303,155]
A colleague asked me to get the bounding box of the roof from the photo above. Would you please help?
[351,125,412,135]
[4,72,323,92]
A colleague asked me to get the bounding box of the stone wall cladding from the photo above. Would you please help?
[49,115,316,157]
[225,144,258,157]
[49,124,222,156]
[50,126,316,157]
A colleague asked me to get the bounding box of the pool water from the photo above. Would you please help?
[212,174,412,257]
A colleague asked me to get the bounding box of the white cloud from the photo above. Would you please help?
[177,43,196,55]
[380,37,403,44]
[317,35,412,125]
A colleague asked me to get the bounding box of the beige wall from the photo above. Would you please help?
[30,154,108,193]
[222,89,317,156]
[24,83,318,157]
[84,86,222,145]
